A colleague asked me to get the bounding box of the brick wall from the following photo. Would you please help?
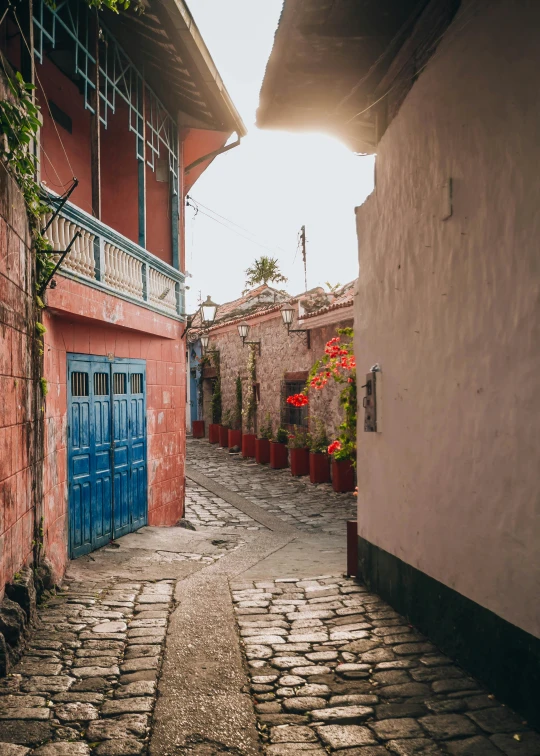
[202,309,353,442]
[0,74,42,599]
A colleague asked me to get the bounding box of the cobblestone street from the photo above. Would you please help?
[0,439,538,755]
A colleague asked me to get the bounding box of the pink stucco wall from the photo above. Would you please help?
[43,276,186,579]
[354,0,540,639]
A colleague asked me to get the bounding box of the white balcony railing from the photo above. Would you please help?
[43,194,184,319]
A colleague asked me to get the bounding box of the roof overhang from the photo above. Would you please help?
[257,0,460,153]
[104,0,246,137]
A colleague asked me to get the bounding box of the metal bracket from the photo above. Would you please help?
[38,231,82,295]
[40,178,79,234]
[288,327,310,349]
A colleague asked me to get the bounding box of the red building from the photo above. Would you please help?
[0,0,245,585]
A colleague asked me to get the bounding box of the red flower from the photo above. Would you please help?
[328,440,342,455]
[287,393,309,407]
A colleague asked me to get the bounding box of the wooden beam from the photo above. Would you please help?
[89,12,101,219]
[18,0,35,87]
[138,78,146,248]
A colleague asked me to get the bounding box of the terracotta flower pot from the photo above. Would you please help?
[290,447,309,477]
[270,442,288,470]
[192,420,205,439]
[332,458,356,492]
[208,423,220,444]
[219,425,229,447]
[228,429,242,448]
[255,438,270,464]
[242,433,256,458]
[309,452,330,484]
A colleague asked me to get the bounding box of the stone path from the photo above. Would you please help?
[0,577,173,755]
[232,577,540,756]
[1,439,538,755]
[185,479,263,531]
[186,438,356,537]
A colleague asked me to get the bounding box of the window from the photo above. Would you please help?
[71,372,89,397]
[94,373,109,396]
[283,381,308,428]
[130,373,143,394]
[113,373,127,394]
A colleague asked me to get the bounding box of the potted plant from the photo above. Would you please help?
[192,420,205,438]
[256,414,272,464]
[208,360,222,444]
[228,376,243,449]
[220,409,232,448]
[288,425,310,477]
[329,440,356,492]
[270,427,289,469]
[309,420,331,484]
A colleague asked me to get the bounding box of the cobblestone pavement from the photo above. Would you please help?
[185,479,264,531]
[232,577,540,756]
[0,577,173,755]
[186,438,356,537]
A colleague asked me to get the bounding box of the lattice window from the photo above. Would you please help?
[71,371,89,397]
[283,381,308,428]
[33,0,178,183]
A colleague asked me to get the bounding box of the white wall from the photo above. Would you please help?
[355,0,540,638]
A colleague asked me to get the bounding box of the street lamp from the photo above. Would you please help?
[237,321,261,355]
[182,294,218,339]
[200,295,218,326]
[200,332,218,355]
[280,303,310,348]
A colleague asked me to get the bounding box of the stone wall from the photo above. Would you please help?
[0,70,43,602]
[201,309,353,442]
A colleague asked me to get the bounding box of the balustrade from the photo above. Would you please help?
[42,196,183,319]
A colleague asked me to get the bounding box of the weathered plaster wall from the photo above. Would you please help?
[0,83,41,598]
[42,277,186,578]
[204,309,353,440]
[354,0,540,638]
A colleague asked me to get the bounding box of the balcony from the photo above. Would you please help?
[43,193,185,320]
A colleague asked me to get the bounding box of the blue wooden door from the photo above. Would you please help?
[67,355,147,558]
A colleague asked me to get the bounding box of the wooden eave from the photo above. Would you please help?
[257,0,460,153]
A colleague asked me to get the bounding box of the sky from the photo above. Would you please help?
[184,0,375,312]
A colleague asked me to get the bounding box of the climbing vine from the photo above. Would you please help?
[287,327,357,462]
[210,351,222,425]
[0,71,55,291]
[243,347,257,432]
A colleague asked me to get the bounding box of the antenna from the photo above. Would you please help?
[300,225,307,292]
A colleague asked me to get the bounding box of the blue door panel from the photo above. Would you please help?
[68,355,147,558]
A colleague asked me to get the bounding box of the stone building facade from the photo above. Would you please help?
[193,284,355,442]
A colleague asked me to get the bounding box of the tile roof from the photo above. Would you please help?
[300,280,356,320]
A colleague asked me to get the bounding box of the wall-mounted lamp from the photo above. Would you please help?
[280,304,310,348]
[237,321,261,355]
[182,295,218,339]
[200,332,219,355]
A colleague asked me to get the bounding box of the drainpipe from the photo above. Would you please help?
[184,134,242,175]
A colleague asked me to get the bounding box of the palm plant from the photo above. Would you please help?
[243,256,287,293]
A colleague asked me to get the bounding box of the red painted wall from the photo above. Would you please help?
[42,277,186,578]
[146,164,172,265]
[182,128,231,193]
[101,102,139,244]
[37,57,93,216]
[0,109,36,599]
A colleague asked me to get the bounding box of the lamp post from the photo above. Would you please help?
[237,321,261,355]
[182,294,218,339]
[280,303,310,348]
[200,332,219,355]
